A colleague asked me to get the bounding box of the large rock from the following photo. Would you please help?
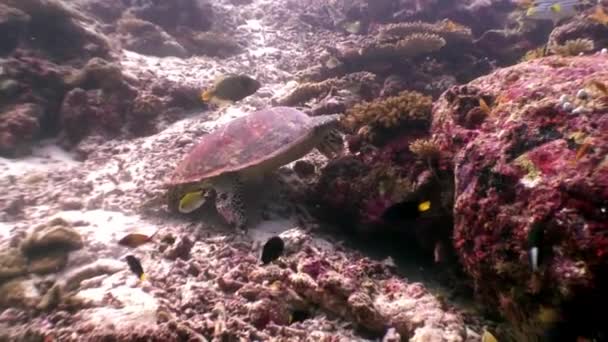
[116,16,188,58]
[128,0,213,34]
[432,53,608,338]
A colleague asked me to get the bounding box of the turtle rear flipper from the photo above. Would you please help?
[317,129,344,159]
[214,174,247,232]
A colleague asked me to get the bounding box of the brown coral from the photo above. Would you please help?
[409,138,441,162]
[276,72,377,107]
[344,90,432,142]
[276,79,339,107]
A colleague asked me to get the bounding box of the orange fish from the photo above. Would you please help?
[589,5,608,25]
[571,140,592,165]
[479,98,491,115]
[118,230,158,248]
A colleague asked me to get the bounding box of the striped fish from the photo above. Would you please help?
[521,0,596,24]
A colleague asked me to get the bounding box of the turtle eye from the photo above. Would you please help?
[219,193,228,201]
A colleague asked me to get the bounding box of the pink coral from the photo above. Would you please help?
[432,53,608,338]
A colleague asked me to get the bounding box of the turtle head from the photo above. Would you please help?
[312,114,344,159]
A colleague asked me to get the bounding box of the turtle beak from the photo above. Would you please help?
[203,188,215,200]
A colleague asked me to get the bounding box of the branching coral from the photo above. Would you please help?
[343,90,432,142]
[276,79,339,106]
[356,33,446,61]
[549,38,594,57]
[379,19,473,44]
[276,72,377,107]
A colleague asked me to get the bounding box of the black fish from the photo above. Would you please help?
[381,199,431,222]
[125,255,147,281]
[261,236,285,265]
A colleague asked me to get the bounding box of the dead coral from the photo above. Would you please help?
[344,90,432,141]
[276,79,339,107]
[276,72,377,107]
[549,38,594,57]
[178,29,242,58]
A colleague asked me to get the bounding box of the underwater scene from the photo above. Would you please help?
[0,0,607,341]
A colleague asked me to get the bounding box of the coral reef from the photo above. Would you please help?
[547,16,608,55]
[432,53,608,339]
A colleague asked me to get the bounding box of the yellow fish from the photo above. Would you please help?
[201,74,261,105]
[537,305,561,324]
[482,330,498,342]
[418,200,431,212]
[589,4,608,25]
[178,190,207,213]
[524,0,594,25]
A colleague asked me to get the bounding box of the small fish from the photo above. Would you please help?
[479,98,491,115]
[339,20,362,34]
[118,230,158,248]
[125,255,147,281]
[433,241,445,263]
[537,305,562,324]
[201,74,261,105]
[325,56,342,69]
[528,220,546,272]
[482,329,498,342]
[589,4,608,25]
[178,190,209,214]
[523,0,595,25]
[571,139,592,165]
[261,236,285,265]
[381,199,432,222]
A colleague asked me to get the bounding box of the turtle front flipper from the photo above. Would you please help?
[214,174,247,232]
[316,129,344,159]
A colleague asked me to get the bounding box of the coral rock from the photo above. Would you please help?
[432,54,608,338]
[129,0,213,34]
[0,249,28,282]
[0,103,44,157]
[116,17,188,58]
[20,220,84,257]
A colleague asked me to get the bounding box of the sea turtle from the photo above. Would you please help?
[166,106,343,231]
